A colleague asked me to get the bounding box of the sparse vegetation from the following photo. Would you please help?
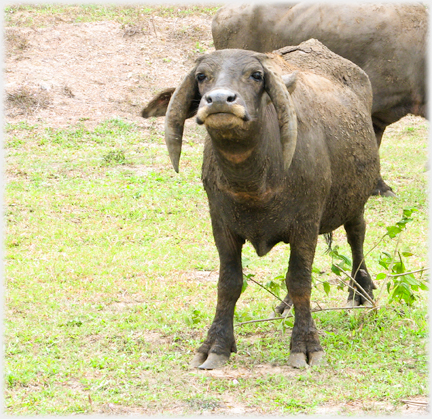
[5,4,221,27]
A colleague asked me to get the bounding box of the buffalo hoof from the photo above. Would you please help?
[190,352,207,368]
[346,299,360,308]
[346,298,374,308]
[380,189,397,198]
[309,350,325,366]
[190,352,230,370]
[372,180,397,198]
[274,294,293,317]
[288,352,308,368]
[288,351,325,368]
[271,307,291,318]
[281,307,291,317]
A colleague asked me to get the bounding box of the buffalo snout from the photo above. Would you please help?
[204,89,237,105]
[197,88,250,127]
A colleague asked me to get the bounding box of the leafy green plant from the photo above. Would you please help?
[322,207,428,307]
[377,251,428,305]
[238,207,428,321]
[184,309,206,327]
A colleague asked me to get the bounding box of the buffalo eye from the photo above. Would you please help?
[196,73,207,82]
[250,71,263,82]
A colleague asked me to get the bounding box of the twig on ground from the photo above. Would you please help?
[236,304,376,326]
[401,399,428,407]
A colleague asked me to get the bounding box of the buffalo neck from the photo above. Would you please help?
[205,104,286,197]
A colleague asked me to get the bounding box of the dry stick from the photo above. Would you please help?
[332,273,369,303]
[389,267,429,277]
[150,17,158,38]
[333,264,375,306]
[401,400,429,406]
[236,305,375,326]
[345,231,389,306]
[247,276,290,307]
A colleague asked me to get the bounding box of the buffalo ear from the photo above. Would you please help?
[164,68,200,172]
[141,87,201,119]
[258,55,298,171]
[282,71,298,94]
[141,88,175,118]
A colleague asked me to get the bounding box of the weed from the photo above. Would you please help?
[186,396,220,411]
[243,206,428,315]
[102,150,128,166]
[194,41,206,53]
[61,85,75,98]
[6,86,51,115]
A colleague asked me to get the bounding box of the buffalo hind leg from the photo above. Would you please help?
[274,293,293,317]
[190,222,244,370]
[372,124,396,197]
[344,213,376,307]
[286,231,325,368]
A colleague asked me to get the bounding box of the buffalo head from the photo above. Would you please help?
[154,50,298,172]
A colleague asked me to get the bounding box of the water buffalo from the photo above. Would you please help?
[212,3,428,197]
[141,39,379,369]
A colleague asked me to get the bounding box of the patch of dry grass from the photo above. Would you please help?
[6,86,52,116]
[5,29,30,53]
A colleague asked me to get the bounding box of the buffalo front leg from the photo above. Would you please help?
[190,223,244,370]
[286,232,325,368]
[344,213,376,307]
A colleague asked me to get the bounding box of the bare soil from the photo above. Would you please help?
[4,7,428,417]
[5,14,213,130]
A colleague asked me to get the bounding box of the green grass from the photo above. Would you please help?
[4,113,429,415]
[5,3,222,27]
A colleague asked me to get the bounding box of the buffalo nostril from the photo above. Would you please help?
[205,89,238,105]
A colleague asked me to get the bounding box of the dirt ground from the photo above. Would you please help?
[5,13,213,130]
[4,8,428,417]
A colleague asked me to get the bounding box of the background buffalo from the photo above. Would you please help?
[212,3,428,196]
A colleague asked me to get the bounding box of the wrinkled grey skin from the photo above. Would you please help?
[141,40,379,369]
[212,3,428,197]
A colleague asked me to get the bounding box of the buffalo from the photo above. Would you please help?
[141,39,379,369]
[212,3,428,197]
